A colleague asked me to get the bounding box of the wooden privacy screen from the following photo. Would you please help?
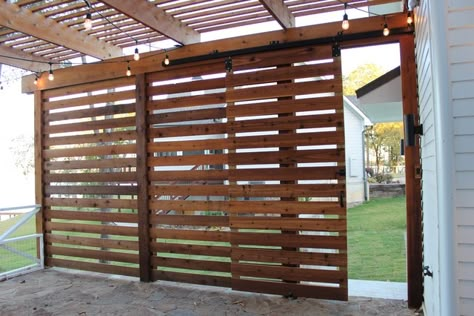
[39,44,347,300]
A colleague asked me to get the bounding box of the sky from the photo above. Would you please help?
[0,4,401,207]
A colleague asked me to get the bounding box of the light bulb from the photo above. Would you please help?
[164,54,170,66]
[84,12,92,31]
[342,14,349,30]
[126,65,131,77]
[48,71,54,81]
[383,23,390,36]
[34,76,38,85]
[134,47,140,61]
[407,12,413,25]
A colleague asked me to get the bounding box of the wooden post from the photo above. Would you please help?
[135,74,151,282]
[400,35,423,308]
[34,90,44,260]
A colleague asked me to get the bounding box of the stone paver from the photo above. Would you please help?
[0,269,421,316]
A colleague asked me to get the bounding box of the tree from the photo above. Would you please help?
[367,122,404,174]
[343,63,385,95]
[9,134,34,177]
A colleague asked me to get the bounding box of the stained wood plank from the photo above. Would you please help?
[229,184,344,198]
[47,245,139,264]
[151,229,230,242]
[47,258,139,278]
[44,157,137,171]
[230,217,345,231]
[228,166,343,181]
[228,149,344,165]
[150,215,228,227]
[43,77,135,99]
[231,232,346,249]
[43,144,136,159]
[149,123,227,138]
[45,197,137,209]
[46,233,139,251]
[231,247,345,266]
[45,103,135,123]
[149,200,228,213]
[148,154,228,167]
[151,242,230,257]
[148,107,226,125]
[147,77,225,96]
[149,185,228,196]
[44,172,136,183]
[45,222,138,236]
[232,279,347,301]
[44,209,137,223]
[44,90,135,111]
[44,116,136,134]
[232,263,345,283]
[44,131,137,147]
[148,93,226,111]
[149,169,228,182]
[152,257,230,272]
[152,270,231,287]
[148,138,228,152]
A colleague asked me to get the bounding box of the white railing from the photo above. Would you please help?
[0,205,43,281]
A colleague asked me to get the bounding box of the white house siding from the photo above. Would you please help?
[343,100,365,205]
[414,2,441,315]
[448,0,474,314]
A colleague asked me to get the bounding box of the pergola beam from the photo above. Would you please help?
[0,2,122,60]
[259,0,295,29]
[0,45,59,72]
[100,0,200,45]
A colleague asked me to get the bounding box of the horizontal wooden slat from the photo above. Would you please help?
[151,229,230,242]
[45,185,138,196]
[232,279,347,301]
[228,113,343,134]
[43,144,136,159]
[44,172,136,183]
[45,103,135,123]
[46,233,139,251]
[148,93,226,111]
[148,138,228,152]
[231,247,346,266]
[230,131,344,149]
[44,116,136,134]
[149,185,227,197]
[45,197,137,209]
[229,166,343,181]
[44,90,135,111]
[149,200,228,213]
[230,217,345,231]
[151,242,230,257]
[47,258,139,278]
[148,153,227,167]
[44,131,137,147]
[45,209,137,223]
[152,270,231,287]
[151,215,228,226]
[228,200,344,215]
[45,222,138,236]
[227,96,342,118]
[232,263,345,283]
[147,77,225,96]
[148,107,226,125]
[152,257,230,272]
[47,245,139,264]
[149,169,228,182]
[229,184,344,198]
[231,232,346,249]
[149,123,227,139]
[228,149,344,165]
[44,157,137,171]
[43,77,135,99]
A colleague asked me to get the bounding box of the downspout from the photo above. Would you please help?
[362,128,368,201]
[429,1,457,315]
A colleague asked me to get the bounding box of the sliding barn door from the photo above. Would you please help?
[226,45,348,300]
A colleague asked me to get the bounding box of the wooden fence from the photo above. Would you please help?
[37,44,347,300]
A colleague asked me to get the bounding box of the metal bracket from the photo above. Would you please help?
[224,57,233,72]
[423,266,433,278]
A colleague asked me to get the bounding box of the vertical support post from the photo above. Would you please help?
[34,90,44,262]
[135,74,151,282]
[400,35,423,308]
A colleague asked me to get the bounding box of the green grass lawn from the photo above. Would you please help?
[348,196,407,282]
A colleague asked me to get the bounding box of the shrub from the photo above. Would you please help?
[373,173,393,184]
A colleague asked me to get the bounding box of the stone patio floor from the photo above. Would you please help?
[0,269,422,316]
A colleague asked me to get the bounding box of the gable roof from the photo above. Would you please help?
[355,66,401,98]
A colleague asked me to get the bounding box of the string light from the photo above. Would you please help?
[163,54,170,66]
[126,61,131,76]
[48,63,54,81]
[407,11,413,25]
[34,75,38,85]
[342,3,349,31]
[84,12,92,31]
[134,41,140,61]
[383,22,390,36]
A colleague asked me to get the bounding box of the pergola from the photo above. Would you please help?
[1,0,422,310]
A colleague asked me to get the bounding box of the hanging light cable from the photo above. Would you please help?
[342,3,349,31]
[48,63,54,81]
[126,61,131,76]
